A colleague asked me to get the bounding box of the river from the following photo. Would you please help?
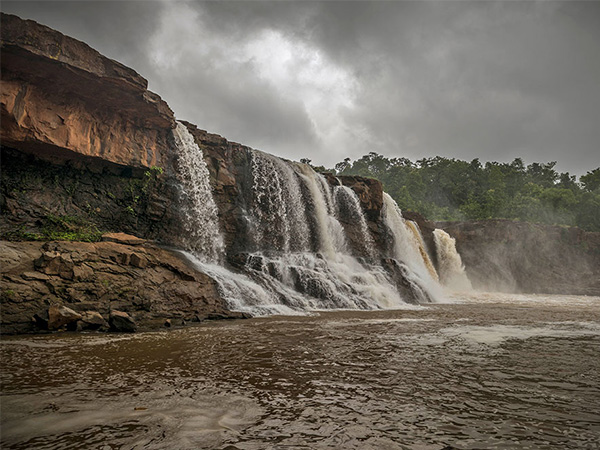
[1,292,599,449]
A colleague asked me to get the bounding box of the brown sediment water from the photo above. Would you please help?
[1,293,599,449]
[406,220,439,282]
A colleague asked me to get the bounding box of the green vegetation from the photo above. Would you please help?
[5,214,103,242]
[122,165,164,215]
[330,153,600,231]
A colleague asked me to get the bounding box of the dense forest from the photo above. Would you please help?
[303,154,600,231]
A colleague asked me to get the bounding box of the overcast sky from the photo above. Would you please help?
[3,1,599,176]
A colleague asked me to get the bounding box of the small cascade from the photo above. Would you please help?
[433,229,473,291]
[334,185,376,259]
[405,220,439,282]
[172,122,224,262]
[381,193,443,302]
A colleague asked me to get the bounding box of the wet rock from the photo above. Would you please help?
[109,310,137,332]
[47,305,82,330]
[34,251,74,279]
[72,264,94,281]
[101,233,146,246]
[129,252,147,268]
[77,311,109,331]
[21,271,50,281]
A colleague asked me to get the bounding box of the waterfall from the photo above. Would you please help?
[381,193,443,302]
[249,151,311,253]
[232,154,415,312]
[173,137,443,313]
[172,122,224,262]
[334,185,376,259]
[433,229,473,291]
[296,164,347,256]
[405,220,439,282]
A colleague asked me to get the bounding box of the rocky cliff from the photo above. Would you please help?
[1,13,398,333]
[1,13,174,170]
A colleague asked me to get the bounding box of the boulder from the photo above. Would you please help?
[78,311,109,331]
[47,305,82,330]
[109,310,137,332]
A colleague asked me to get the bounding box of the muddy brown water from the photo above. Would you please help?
[1,293,599,449]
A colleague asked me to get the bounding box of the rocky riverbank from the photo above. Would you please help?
[0,233,246,334]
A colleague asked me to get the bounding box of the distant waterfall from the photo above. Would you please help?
[172,122,224,262]
[433,229,473,291]
[382,193,443,302]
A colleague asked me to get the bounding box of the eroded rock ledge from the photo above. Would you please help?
[0,237,246,335]
[1,13,175,172]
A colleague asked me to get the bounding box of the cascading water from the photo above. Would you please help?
[248,151,311,253]
[334,185,376,259]
[172,122,224,262]
[381,193,444,302]
[296,164,347,256]
[229,153,414,313]
[433,229,473,292]
[173,132,443,313]
[405,220,439,282]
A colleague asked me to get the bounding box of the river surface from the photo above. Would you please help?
[1,292,599,449]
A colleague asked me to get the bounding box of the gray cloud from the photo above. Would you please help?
[2,1,599,175]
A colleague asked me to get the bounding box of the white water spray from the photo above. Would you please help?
[433,229,473,292]
[172,122,224,262]
[249,151,311,252]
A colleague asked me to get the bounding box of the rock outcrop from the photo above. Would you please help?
[0,238,242,334]
[1,13,175,171]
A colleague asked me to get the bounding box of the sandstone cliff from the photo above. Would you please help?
[1,13,175,171]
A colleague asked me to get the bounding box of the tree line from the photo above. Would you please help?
[301,154,600,231]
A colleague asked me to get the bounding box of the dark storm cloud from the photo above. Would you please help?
[2,1,599,175]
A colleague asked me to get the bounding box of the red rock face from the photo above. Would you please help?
[0,13,175,171]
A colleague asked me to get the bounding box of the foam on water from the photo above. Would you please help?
[440,323,600,346]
